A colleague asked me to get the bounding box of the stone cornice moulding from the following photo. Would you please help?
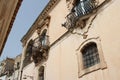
[0,0,23,55]
[21,0,60,46]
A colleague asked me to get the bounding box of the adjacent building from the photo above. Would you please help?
[13,54,21,80]
[0,60,6,80]
[0,54,21,80]
[0,0,22,55]
[19,0,120,80]
[0,58,14,80]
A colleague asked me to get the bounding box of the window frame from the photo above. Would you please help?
[76,37,107,77]
[81,42,100,69]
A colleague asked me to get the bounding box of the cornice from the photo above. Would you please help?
[0,0,23,56]
[21,0,60,45]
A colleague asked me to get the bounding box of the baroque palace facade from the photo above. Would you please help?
[19,0,120,80]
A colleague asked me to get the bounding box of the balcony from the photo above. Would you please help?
[32,35,50,64]
[62,0,97,30]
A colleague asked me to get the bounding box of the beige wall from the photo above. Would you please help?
[49,0,68,44]
[22,62,38,80]
[21,0,120,80]
[46,0,120,80]
[93,0,120,79]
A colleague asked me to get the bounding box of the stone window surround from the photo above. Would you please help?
[76,37,107,77]
[38,64,46,80]
[81,42,100,69]
[37,15,51,36]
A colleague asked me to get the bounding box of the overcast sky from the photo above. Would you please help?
[0,0,49,61]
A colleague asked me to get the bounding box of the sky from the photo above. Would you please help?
[0,0,49,61]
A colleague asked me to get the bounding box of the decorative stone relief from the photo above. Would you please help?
[66,0,75,11]
[63,0,109,34]
[72,14,97,39]
[23,16,50,66]
[30,29,49,65]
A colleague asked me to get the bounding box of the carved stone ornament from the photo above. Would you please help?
[29,30,49,65]
[66,0,76,11]
[44,16,51,26]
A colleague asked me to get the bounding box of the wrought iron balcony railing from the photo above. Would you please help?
[62,0,97,30]
[33,35,49,51]
[23,35,50,65]
[74,0,96,17]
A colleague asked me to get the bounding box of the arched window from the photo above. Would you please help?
[38,66,44,80]
[76,38,107,77]
[40,29,49,49]
[81,42,100,69]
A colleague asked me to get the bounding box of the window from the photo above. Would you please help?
[81,42,100,69]
[76,37,107,77]
[40,29,47,47]
[38,66,44,80]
